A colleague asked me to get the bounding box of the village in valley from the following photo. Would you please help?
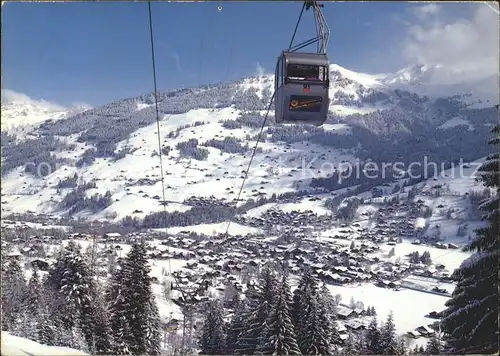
[1,164,483,351]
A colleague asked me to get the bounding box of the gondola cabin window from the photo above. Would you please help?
[287,63,328,82]
[276,56,284,88]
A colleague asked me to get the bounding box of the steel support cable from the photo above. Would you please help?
[288,1,307,50]
[314,2,330,54]
[313,2,319,53]
[148,2,174,314]
[288,1,330,55]
[148,1,168,241]
[224,92,276,238]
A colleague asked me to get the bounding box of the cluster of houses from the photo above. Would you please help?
[235,208,332,230]
[182,195,232,208]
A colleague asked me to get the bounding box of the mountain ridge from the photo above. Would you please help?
[0,62,497,222]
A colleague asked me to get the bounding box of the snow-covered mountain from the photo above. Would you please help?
[381,64,499,108]
[1,89,91,133]
[0,63,497,221]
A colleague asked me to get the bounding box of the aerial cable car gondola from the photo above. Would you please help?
[275,0,331,126]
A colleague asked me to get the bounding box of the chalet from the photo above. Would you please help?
[415,325,434,336]
[353,308,365,317]
[31,258,51,271]
[433,242,447,249]
[376,279,399,289]
[345,319,366,331]
[406,330,420,339]
[337,307,356,320]
[103,232,122,240]
[426,311,441,319]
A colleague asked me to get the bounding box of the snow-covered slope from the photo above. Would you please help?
[1,331,88,356]
[381,64,499,108]
[1,63,496,221]
[0,153,490,350]
[0,106,356,220]
[1,89,91,132]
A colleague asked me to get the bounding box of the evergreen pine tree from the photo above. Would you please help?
[319,283,337,316]
[343,332,358,355]
[425,332,442,355]
[380,312,399,355]
[226,298,249,354]
[1,257,28,331]
[15,268,44,341]
[355,331,367,355]
[440,125,499,354]
[365,317,381,355]
[396,336,407,355]
[236,267,278,354]
[366,306,376,316]
[318,283,341,353]
[86,287,113,355]
[107,242,161,355]
[36,287,60,346]
[234,283,260,354]
[263,275,301,355]
[298,281,330,355]
[45,241,110,352]
[199,299,226,355]
[291,268,314,333]
[300,295,330,355]
[106,267,131,355]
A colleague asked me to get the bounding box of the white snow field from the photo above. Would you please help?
[1,331,89,356]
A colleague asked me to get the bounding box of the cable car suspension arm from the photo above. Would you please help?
[288,1,330,54]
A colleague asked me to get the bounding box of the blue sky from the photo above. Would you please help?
[1,1,489,107]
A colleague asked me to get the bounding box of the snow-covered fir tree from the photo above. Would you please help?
[25,268,42,315]
[318,283,341,354]
[13,268,43,341]
[355,331,367,355]
[296,273,330,355]
[106,267,132,355]
[319,283,337,316]
[45,241,110,353]
[291,268,315,333]
[1,257,28,332]
[343,332,358,355]
[365,316,381,355]
[425,331,442,355]
[199,299,226,355]
[440,125,499,354]
[87,286,113,354]
[107,242,161,355]
[262,275,301,355]
[226,298,249,354]
[236,266,278,354]
[379,311,400,355]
